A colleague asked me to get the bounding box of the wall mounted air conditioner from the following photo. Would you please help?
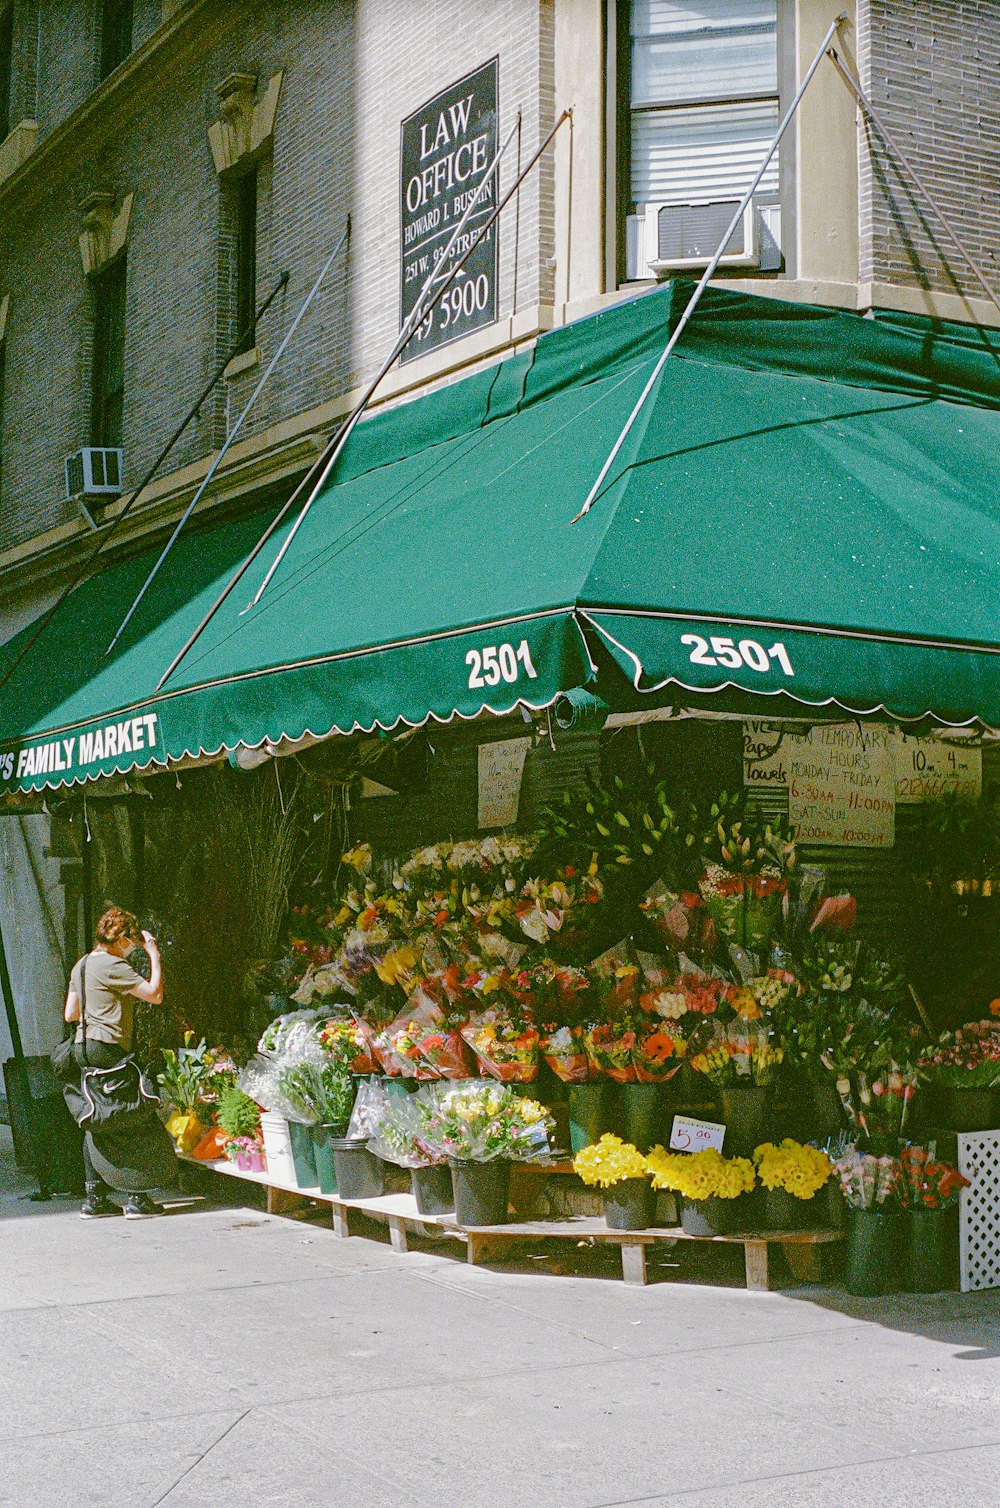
[625,197,782,280]
[64,447,123,500]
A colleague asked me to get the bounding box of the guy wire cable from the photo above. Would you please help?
[571,13,846,523]
[0,270,290,695]
[105,218,352,655]
[246,111,526,611]
[156,108,571,692]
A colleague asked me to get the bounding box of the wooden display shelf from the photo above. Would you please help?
[181,1154,841,1289]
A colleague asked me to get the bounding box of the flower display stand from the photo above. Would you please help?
[183,1153,841,1289]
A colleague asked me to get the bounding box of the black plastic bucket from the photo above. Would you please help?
[604,1178,653,1231]
[904,1206,958,1293]
[845,1207,903,1296]
[680,1196,732,1236]
[449,1157,511,1225]
[411,1163,454,1216]
[329,1138,385,1200]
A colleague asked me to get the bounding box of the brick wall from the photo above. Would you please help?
[0,0,554,558]
[859,0,1000,298]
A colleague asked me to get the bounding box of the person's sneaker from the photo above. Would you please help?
[80,1191,119,1219]
[123,1193,162,1220]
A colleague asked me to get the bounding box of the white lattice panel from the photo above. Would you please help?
[958,1130,1000,1292]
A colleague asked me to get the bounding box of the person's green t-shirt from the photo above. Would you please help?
[70,950,144,1049]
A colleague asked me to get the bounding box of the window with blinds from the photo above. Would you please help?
[624,0,782,279]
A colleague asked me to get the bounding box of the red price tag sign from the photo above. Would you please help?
[669,1115,726,1153]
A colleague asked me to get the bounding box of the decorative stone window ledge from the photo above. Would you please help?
[224,346,260,379]
[0,121,37,187]
[208,72,283,177]
[78,190,133,276]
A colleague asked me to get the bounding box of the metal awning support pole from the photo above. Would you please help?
[105,219,352,656]
[572,13,846,523]
[827,47,1000,320]
[247,113,524,610]
[0,272,290,698]
[155,108,570,690]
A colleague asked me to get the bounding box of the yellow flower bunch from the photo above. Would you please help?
[731,987,764,1022]
[374,944,418,988]
[573,1133,649,1189]
[645,1146,756,1201]
[753,1139,832,1200]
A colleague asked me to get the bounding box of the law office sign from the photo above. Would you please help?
[399,58,498,362]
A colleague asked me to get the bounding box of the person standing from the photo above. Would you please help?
[64,905,175,1219]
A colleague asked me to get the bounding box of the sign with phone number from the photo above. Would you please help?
[399,59,498,362]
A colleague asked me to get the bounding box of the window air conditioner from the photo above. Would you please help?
[625,197,782,280]
[64,447,123,500]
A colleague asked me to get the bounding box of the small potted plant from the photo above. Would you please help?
[645,1146,756,1235]
[573,1133,653,1230]
[753,1139,832,1229]
[898,1145,969,1293]
[225,1135,264,1172]
[157,1035,215,1154]
[216,1085,263,1172]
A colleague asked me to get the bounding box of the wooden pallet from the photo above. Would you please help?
[182,1156,841,1289]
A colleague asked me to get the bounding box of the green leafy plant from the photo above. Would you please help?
[215,1084,261,1140]
[276,1060,355,1130]
[157,1034,212,1114]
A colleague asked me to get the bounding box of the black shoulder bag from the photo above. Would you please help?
[60,955,161,1133]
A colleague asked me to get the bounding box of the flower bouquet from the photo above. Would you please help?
[461,1005,540,1082]
[646,1144,755,1234]
[316,1017,376,1075]
[632,1023,687,1083]
[540,1024,591,1083]
[753,1140,832,1201]
[689,1027,784,1088]
[830,1145,901,1209]
[897,1146,969,1211]
[417,1080,554,1163]
[699,864,786,953]
[837,1064,916,1146]
[590,944,641,1016]
[276,1057,356,1132]
[365,1092,449,1170]
[646,1145,756,1201]
[640,883,710,954]
[582,1021,638,1083]
[917,1019,1000,1089]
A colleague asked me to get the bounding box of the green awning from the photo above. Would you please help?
[3,281,1000,794]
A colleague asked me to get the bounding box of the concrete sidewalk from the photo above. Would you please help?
[2,1128,999,1508]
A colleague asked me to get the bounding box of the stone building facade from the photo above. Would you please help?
[0,0,999,1054]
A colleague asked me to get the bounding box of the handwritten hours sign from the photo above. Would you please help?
[477,736,530,829]
[399,59,498,362]
[743,721,896,848]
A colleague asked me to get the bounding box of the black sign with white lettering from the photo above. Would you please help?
[399,58,498,362]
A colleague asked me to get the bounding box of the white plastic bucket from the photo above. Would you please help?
[259,1112,297,1186]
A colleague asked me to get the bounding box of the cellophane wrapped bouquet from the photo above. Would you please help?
[414,1080,554,1163]
[831,1145,901,1209]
